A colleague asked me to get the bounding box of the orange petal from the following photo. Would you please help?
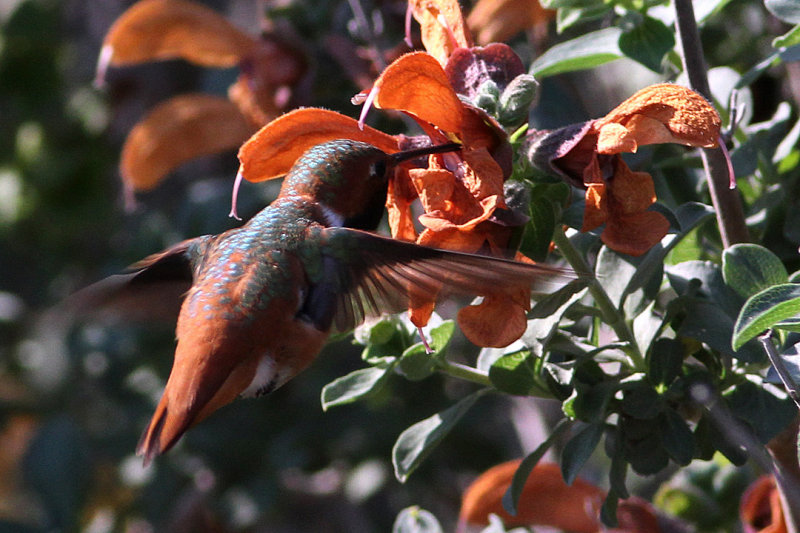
[227,75,279,128]
[100,0,255,69]
[459,103,509,152]
[458,461,604,531]
[581,182,607,232]
[387,177,419,242]
[609,159,657,215]
[372,52,464,132]
[417,226,487,252]
[121,94,253,191]
[409,168,455,213]
[741,475,789,533]
[462,147,506,200]
[237,108,399,182]
[418,194,500,232]
[467,0,555,45]
[595,83,721,154]
[602,210,670,257]
[409,299,436,328]
[410,0,473,65]
[457,295,527,347]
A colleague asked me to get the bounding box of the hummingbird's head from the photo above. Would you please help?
[280,139,460,231]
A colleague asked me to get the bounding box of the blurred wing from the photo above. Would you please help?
[314,227,577,333]
[66,236,211,324]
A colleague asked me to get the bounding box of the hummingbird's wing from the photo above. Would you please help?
[307,227,577,333]
[67,236,212,324]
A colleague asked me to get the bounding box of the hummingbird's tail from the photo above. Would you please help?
[136,397,190,466]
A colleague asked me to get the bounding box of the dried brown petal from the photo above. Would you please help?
[594,83,721,153]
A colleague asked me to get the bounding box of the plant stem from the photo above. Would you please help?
[759,330,800,408]
[438,359,493,387]
[672,0,750,247]
[552,227,645,370]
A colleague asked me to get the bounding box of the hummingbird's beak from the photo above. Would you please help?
[389,142,462,165]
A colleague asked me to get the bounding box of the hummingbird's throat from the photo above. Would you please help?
[318,203,346,228]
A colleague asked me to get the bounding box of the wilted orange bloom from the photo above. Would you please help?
[239,1,536,347]
[528,83,721,256]
[98,0,306,203]
[458,460,661,532]
[741,475,788,533]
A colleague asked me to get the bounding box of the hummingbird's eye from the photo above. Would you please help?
[369,160,387,179]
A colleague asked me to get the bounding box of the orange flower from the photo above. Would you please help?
[238,3,538,347]
[740,475,788,533]
[467,0,555,46]
[528,83,721,256]
[458,460,661,532]
[98,0,306,203]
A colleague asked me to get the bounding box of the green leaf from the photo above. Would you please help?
[429,320,455,354]
[722,244,788,300]
[660,409,695,466]
[621,203,714,311]
[621,386,660,420]
[667,260,742,317]
[774,24,800,48]
[618,15,675,72]
[530,27,622,78]
[648,338,684,387]
[398,343,437,381]
[556,4,612,32]
[321,364,394,410]
[365,318,400,345]
[561,423,604,485]
[529,278,589,319]
[595,245,638,309]
[392,506,443,533]
[502,418,571,516]
[489,350,539,395]
[767,342,800,384]
[725,380,796,443]
[521,196,556,262]
[766,0,800,23]
[681,300,763,362]
[733,283,800,350]
[540,0,605,9]
[564,382,614,422]
[731,102,792,178]
[393,391,485,482]
[621,419,670,475]
[633,303,662,356]
[524,290,586,356]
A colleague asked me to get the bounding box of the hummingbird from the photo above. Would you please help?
[82,139,572,465]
